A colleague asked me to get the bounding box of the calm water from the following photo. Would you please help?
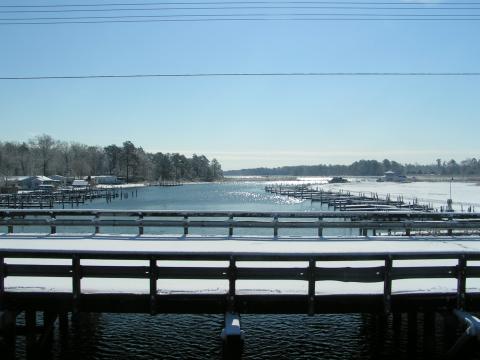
[5,182,478,359]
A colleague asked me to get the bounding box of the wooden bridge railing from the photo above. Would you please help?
[1,209,480,236]
[0,249,479,314]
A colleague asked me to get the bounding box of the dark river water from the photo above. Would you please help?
[3,182,479,359]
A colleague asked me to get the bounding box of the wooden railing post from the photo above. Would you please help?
[7,216,13,234]
[50,212,56,234]
[457,255,467,309]
[94,212,100,234]
[150,258,157,315]
[318,218,323,237]
[308,259,316,315]
[138,213,144,236]
[72,255,81,313]
[228,214,234,237]
[273,215,279,237]
[384,255,393,314]
[0,256,4,309]
[183,215,189,236]
[228,257,236,311]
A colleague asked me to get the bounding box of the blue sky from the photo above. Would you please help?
[1,1,479,170]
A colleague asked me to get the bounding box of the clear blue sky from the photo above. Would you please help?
[1,1,479,170]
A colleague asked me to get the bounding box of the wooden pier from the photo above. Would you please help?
[151,181,183,187]
[0,187,139,209]
[1,209,480,358]
[265,184,434,212]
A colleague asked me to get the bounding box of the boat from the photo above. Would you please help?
[328,176,348,184]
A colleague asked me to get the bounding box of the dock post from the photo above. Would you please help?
[59,312,69,335]
[25,310,37,359]
[0,311,17,359]
[407,312,418,355]
[221,312,243,360]
[38,311,57,354]
[393,312,402,342]
[423,312,435,355]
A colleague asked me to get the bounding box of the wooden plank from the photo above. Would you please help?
[0,248,475,262]
[236,267,305,280]
[315,266,384,282]
[2,208,480,220]
[81,265,150,278]
[391,266,457,280]
[0,263,467,282]
[2,218,480,231]
[6,264,72,277]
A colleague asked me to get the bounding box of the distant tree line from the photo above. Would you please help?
[0,135,223,182]
[225,158,480,177]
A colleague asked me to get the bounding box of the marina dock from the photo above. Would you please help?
[0,187,139,209]
[265,184,434,212]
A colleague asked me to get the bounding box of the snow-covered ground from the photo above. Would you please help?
[2,234,479,296]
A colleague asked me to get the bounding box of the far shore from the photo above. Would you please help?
[223,174,480,184]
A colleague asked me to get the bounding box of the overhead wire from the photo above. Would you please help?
[1,1,480,7]
[1,6,480,13]
[1,72,480,80]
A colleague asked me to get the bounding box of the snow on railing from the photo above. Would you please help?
[1,209,480,236]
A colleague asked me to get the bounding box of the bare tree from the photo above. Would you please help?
[30,134,58,176]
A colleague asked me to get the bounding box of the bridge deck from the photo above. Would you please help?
[1,234,480,303]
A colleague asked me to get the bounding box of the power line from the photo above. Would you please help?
[3,13,480,22]
[1,18,479,25]
[1,1,480,7]
[1,72,480,80]
[2,6,480,14]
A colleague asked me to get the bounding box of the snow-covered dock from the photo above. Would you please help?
[1,234,480,298]
[2,209,480,357]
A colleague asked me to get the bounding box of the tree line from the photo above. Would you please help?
[225,158,480,177]
[0,135,223,182]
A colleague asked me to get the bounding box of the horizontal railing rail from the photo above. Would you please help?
[0,249,478,314]
[1,209,480,236]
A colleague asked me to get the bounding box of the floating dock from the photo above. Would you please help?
[265,184,434,212]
